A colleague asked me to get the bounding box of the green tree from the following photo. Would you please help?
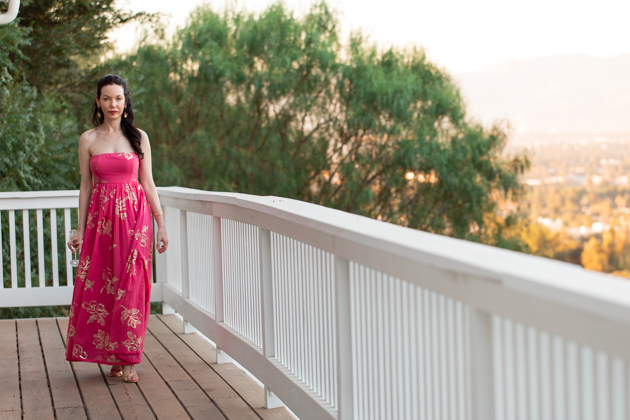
[15,0,154,97]
[101,2,529,248]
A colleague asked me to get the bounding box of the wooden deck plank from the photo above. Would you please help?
[57,318,123,420]
[99,360,156,420]
[150,316,259,420]
[142,326,225,419]
[0,411,21,420]
[158,315,295,420]
[134,355,190,419]
[37,319,86,419]
[103,374,156,420]
[0,320,20,417]
[5,316,295,420]
[16,319,55,420]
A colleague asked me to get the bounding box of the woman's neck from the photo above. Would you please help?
[100,119,122,133]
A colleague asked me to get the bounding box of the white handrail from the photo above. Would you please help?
[4,187,630,419]
[0,0,20,25]
[156,186,630,420]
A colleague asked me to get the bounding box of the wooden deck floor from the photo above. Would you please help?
[0,314,295,420]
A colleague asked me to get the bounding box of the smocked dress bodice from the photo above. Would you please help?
[90,152,139,184]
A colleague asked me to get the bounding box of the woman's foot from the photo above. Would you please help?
[122,365,139,383]
[109,365,123,377]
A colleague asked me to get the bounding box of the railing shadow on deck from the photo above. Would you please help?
[2,187,630,420]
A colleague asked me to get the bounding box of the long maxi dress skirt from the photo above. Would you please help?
[65,152,153,365]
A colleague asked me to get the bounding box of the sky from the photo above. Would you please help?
[111,0,630,73]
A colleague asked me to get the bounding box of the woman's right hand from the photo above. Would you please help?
[68,231,84,251]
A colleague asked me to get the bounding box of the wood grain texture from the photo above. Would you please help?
[134,355,190,419]
[56,318,122,420]
[37,318,86,419]
[157,315,294,420]
[4,317,281,420]
[0,320,20,416]
[16,319,55,420]
[152,316,258,420]
[105,380,155,420]
[142,321,224,420]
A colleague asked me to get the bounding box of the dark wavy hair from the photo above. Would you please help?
[90,74,144,159]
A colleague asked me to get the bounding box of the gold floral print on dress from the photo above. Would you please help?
[69,303,77,318]
[84,279,94,291]
[72,344,88,360]
[118,152,133,160]
[122,331,143,351]
[116,289,126,301]
[115,197,127,220]
[69,325,75,338]
[107,354,121,364]
[77,256,91,282]
[120,305,142,328]
[100,267,119,295]
[124,184,138,211]
[93,330,118,351]
[86,213,96,229]
[97,218,112,236]
[126,249,138,276]
[99,188,116,211]
[82,300,109,326]
[129,225,149,248]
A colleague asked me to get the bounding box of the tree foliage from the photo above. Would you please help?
[15,0,153,96]
[102,2,529,247]
[0,22,76,191]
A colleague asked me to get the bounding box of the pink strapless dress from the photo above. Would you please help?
[65,152,153,365]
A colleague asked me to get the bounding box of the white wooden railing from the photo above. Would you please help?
[3,187,630,420]
[0,190,161,307]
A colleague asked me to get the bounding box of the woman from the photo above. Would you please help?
[66,74,168,383]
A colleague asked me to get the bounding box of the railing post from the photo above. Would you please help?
[180,209,195,333]
[156,206,175,315]
[259,227,283,408]
[469,307,495,420]
[213,216,233,363]
[335,256,353,419]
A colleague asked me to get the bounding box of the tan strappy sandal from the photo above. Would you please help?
[122,365,139,383]
[109,365,123,377]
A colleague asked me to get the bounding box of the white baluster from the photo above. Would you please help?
[50,209,59,288]
[336,255,353,419]
[36,209,45,287]
[470,306,495,420]
[214,216,232,363]
[22,209,31,288]
[9,210,17,288]
[259,227,283,408]
[180,209,194,334]
[64,208,72,285]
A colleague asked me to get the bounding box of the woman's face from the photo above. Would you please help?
[96,84,126,122]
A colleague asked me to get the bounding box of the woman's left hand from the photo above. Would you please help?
[156,227,168,254]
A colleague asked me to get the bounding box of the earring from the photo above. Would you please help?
[123,109,128,118]
[97,108,102,118]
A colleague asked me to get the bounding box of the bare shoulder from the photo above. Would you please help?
[79,128,98,152]
[137,128,151,149]
[80,127,98,140]
[137,128,149,140]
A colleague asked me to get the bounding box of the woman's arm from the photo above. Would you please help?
[68,132,93,250]
[138,130,169,254]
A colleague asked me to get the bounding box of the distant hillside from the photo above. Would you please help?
[454,54,630,133]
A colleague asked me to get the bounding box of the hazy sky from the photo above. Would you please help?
[112,0,630,73]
